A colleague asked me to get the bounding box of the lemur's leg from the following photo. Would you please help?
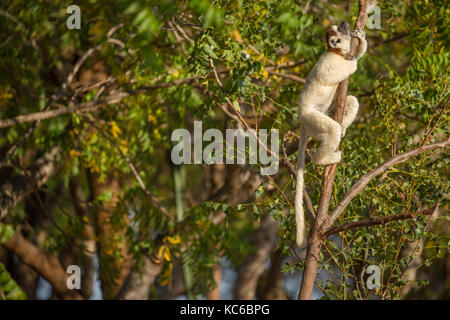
[341,95,359,137]
[301,111,342,165]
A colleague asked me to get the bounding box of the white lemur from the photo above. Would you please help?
[295,22,367,247]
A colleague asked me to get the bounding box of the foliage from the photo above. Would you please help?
[0,263,27,300]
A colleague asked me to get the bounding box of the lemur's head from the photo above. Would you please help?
[326,21,351,57]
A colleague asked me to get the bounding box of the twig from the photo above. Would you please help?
[266,175,293,208]
[420,95,449,147]
[175,15,203,30]
[372,32,409,48]
[172,19,195,45]
[209,58,223,87]
[323,206,437,238]
[266,70,306,83]
[219,103,240,120]
[265,59,307,71]
[0,77,196,129]
[168,21,189,58]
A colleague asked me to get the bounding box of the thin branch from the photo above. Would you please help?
[0,77,196,129]
[328,137,450,225]
[66,45,102,86]
[420,97,449,147]
[323,206,437,238]
[265,59,307,71]
[266,175,293,208]
[172,19,195,45]
[266,70,306,83]
[219,103,240,120]
[303,189,316,221]
[281,132,297,176]
[209,58,223,87]
[372,32,410,48]
[175,15,203,30]
[168,21,189,58]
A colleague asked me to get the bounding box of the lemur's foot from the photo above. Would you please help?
[351,29,365,39]
[312,151,342,166]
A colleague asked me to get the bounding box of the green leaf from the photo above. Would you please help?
[96,190,113,204]
[203,44,218,59]
[232,100,241,112]
[0,224,14,244]
[206,36,218,49]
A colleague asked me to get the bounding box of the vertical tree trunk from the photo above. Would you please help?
[298,0,376,300]
[173,164,195,299]
[89,173,132,299]
[206,264,222,300]
[234,214,278,299]
[256,248,286,300]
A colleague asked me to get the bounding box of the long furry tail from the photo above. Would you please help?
[295,127,307,247]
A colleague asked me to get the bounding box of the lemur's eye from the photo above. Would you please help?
[336,39,341,43]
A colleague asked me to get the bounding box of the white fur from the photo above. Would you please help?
[295,28,367,247]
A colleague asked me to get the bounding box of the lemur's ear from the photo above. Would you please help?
[337,21,350,35]
[326,26,337,41]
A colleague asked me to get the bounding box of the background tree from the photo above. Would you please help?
[0,0,448,300]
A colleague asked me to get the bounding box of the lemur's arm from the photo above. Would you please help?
[316,58,357,86]
[351,29,367,60]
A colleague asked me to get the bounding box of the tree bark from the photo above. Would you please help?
[88,173,132,299]
[206,264,222,300]
[3,232,82,299]
[60,177,97,299]
[256,248,286,299]
[298,0,376,300]
[116,254,163,299]
[234,214,278,299]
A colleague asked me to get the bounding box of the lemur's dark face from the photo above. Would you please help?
[326,21,351,56]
